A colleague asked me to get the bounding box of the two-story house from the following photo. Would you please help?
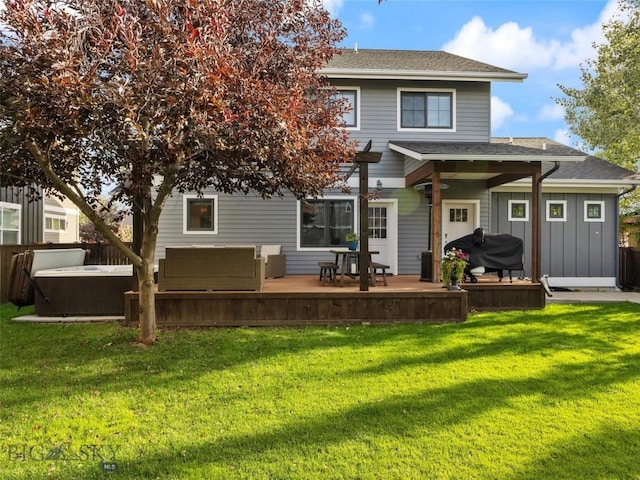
[155,49,639,288]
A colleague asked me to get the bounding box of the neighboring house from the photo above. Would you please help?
[0,186,80,245]
[155,49,639,288]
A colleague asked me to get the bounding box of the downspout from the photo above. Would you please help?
[616,184,637,290]
[536,161,560,292]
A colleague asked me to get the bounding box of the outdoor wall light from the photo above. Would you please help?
[376,179,383,192]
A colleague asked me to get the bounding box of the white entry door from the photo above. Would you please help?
[368,201,398,274]
[442,200,479,249]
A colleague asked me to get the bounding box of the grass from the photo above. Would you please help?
[1,302,639,480]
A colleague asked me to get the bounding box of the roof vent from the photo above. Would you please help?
[354,42,358,53]
[509,135,513,144]
[542,142,547,150]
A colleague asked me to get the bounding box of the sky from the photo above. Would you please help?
[323,0,623,148]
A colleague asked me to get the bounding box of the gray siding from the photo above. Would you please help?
[335,79,492,179]
[157,187,434,275]
[443,181,491,230]
[0,186,43,244]
[491,192,618,278]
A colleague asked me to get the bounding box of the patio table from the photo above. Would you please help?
[329,249,380,287]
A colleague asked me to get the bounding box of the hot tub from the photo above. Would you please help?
[34,265,135,316]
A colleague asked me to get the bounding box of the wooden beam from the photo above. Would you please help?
[531,167,541,282]
[353,151,382,164]
[434,161,540,175]
[405,162,434,187]
[359,161,370,292]
[486,173,532,189]
[431,171,442,284]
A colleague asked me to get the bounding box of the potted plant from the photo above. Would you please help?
[345,232,359,251]
[441,248,469,290]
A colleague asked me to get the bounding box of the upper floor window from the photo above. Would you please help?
[398,89,454,130]
[45,214,67,232]
[183,195,218,234]
[333,87,360,129]
[0,201,21,245]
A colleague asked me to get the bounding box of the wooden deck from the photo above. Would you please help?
[124,275,545,327]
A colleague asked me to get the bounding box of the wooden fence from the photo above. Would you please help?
[1,242,132,304]
[620,247,640,291]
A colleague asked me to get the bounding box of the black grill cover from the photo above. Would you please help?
[444,229,524,271]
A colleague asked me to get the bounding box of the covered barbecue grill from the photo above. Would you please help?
[444,228,524,282]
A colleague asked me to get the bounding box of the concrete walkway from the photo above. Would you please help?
[546,290,640,304]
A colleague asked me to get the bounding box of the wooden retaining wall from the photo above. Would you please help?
[124,290,468,327]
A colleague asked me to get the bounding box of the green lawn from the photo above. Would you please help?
[1,302,639,480]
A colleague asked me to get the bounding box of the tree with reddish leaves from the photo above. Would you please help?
[0,0,355,344]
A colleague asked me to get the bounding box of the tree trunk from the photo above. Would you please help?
[136,260,156,344]
[136,220,158,344]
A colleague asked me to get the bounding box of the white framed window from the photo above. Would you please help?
[45,215,67,232]
[584,201,605,222]
[508,200,529,222]
[298,196,357,250]
[546,200,567,222]
[44,205,70,233]
[183,195,218,234]
[333,87,360,130]
[397,88,455,131]
[0,201,21,244]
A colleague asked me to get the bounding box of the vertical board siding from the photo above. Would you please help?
[0,186,43,244]
[492,192,617,278]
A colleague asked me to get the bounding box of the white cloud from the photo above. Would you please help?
[538,103,565,122]
[442,0,621,71]
[491,96,513,130]
[322,0,344,16]
[359,12,375,29]
[553,129,572,146]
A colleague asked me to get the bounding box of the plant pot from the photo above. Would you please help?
[347,241,358,251]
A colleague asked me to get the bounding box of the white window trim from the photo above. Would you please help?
[44,213,68,232]
[335,86,361,131]
[183,194,218,235]
[44,205,69,233]
[297,195,358,251]
[397,87,456,132]
[508,200,529,222]
[546,200,567,222]
[0,201,22,244]
[584,200,605,222]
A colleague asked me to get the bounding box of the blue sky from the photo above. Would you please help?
[323,0,622,147]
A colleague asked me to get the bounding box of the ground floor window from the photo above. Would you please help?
[584,200,605,222]
[183,195,218,234]
[368,206,388,239]
[300,198,355,248]
[508,200,529,221]
[0,201,21,244]
[546,200,567,222]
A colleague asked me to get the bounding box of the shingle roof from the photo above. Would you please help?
[391,139,584,158]
[494,137,639,180]
[390,137,639,182]
[323,49,527,81]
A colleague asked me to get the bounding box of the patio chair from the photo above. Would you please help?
[261,245,286,278]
